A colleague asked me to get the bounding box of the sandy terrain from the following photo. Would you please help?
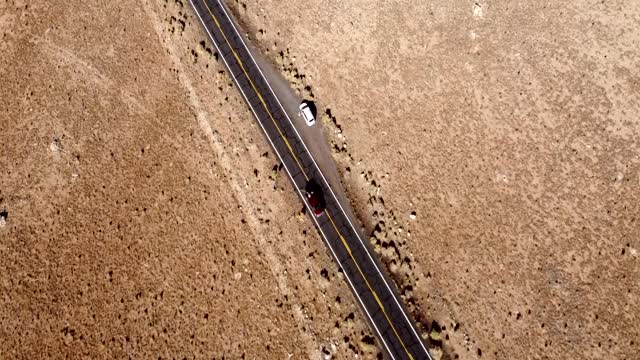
[0,0,381,358]
[232,0,640,359]
[1,0,639,359]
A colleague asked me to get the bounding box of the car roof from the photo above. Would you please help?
[301,107,314,122]
[302,107,313,115]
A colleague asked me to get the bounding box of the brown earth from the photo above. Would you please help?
[1,0,639,359]
[0,0,379,358]
[234,0,640,359]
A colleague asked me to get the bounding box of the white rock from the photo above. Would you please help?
[473,3,483,17]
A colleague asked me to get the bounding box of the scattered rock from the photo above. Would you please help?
[473,2,484,17]
[0,210,7,228]
[430,347,444,360]
[50,137,63,153]
[358,339,377,354]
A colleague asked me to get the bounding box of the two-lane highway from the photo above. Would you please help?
[189,1,432,359]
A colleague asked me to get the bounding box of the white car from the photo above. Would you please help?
[299,102,315,126]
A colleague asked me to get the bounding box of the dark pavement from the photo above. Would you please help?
[189,1,432,358]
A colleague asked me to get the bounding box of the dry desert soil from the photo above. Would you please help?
[1,0,639,359]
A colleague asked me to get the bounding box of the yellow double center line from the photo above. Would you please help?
[199,1,415,358]
[325,215,415,360]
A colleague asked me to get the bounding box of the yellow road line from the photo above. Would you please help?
[201,0,309,182]
[199,1,415,358]
[326,213,415,360]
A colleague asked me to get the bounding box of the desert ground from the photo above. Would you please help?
[1,0,639,359]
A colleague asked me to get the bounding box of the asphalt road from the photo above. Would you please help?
[241,30,361,233]
[189,1,432,359]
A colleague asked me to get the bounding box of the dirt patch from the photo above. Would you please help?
[227,0,640,359]
[0,0,384,358]
[3,0,639,359]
